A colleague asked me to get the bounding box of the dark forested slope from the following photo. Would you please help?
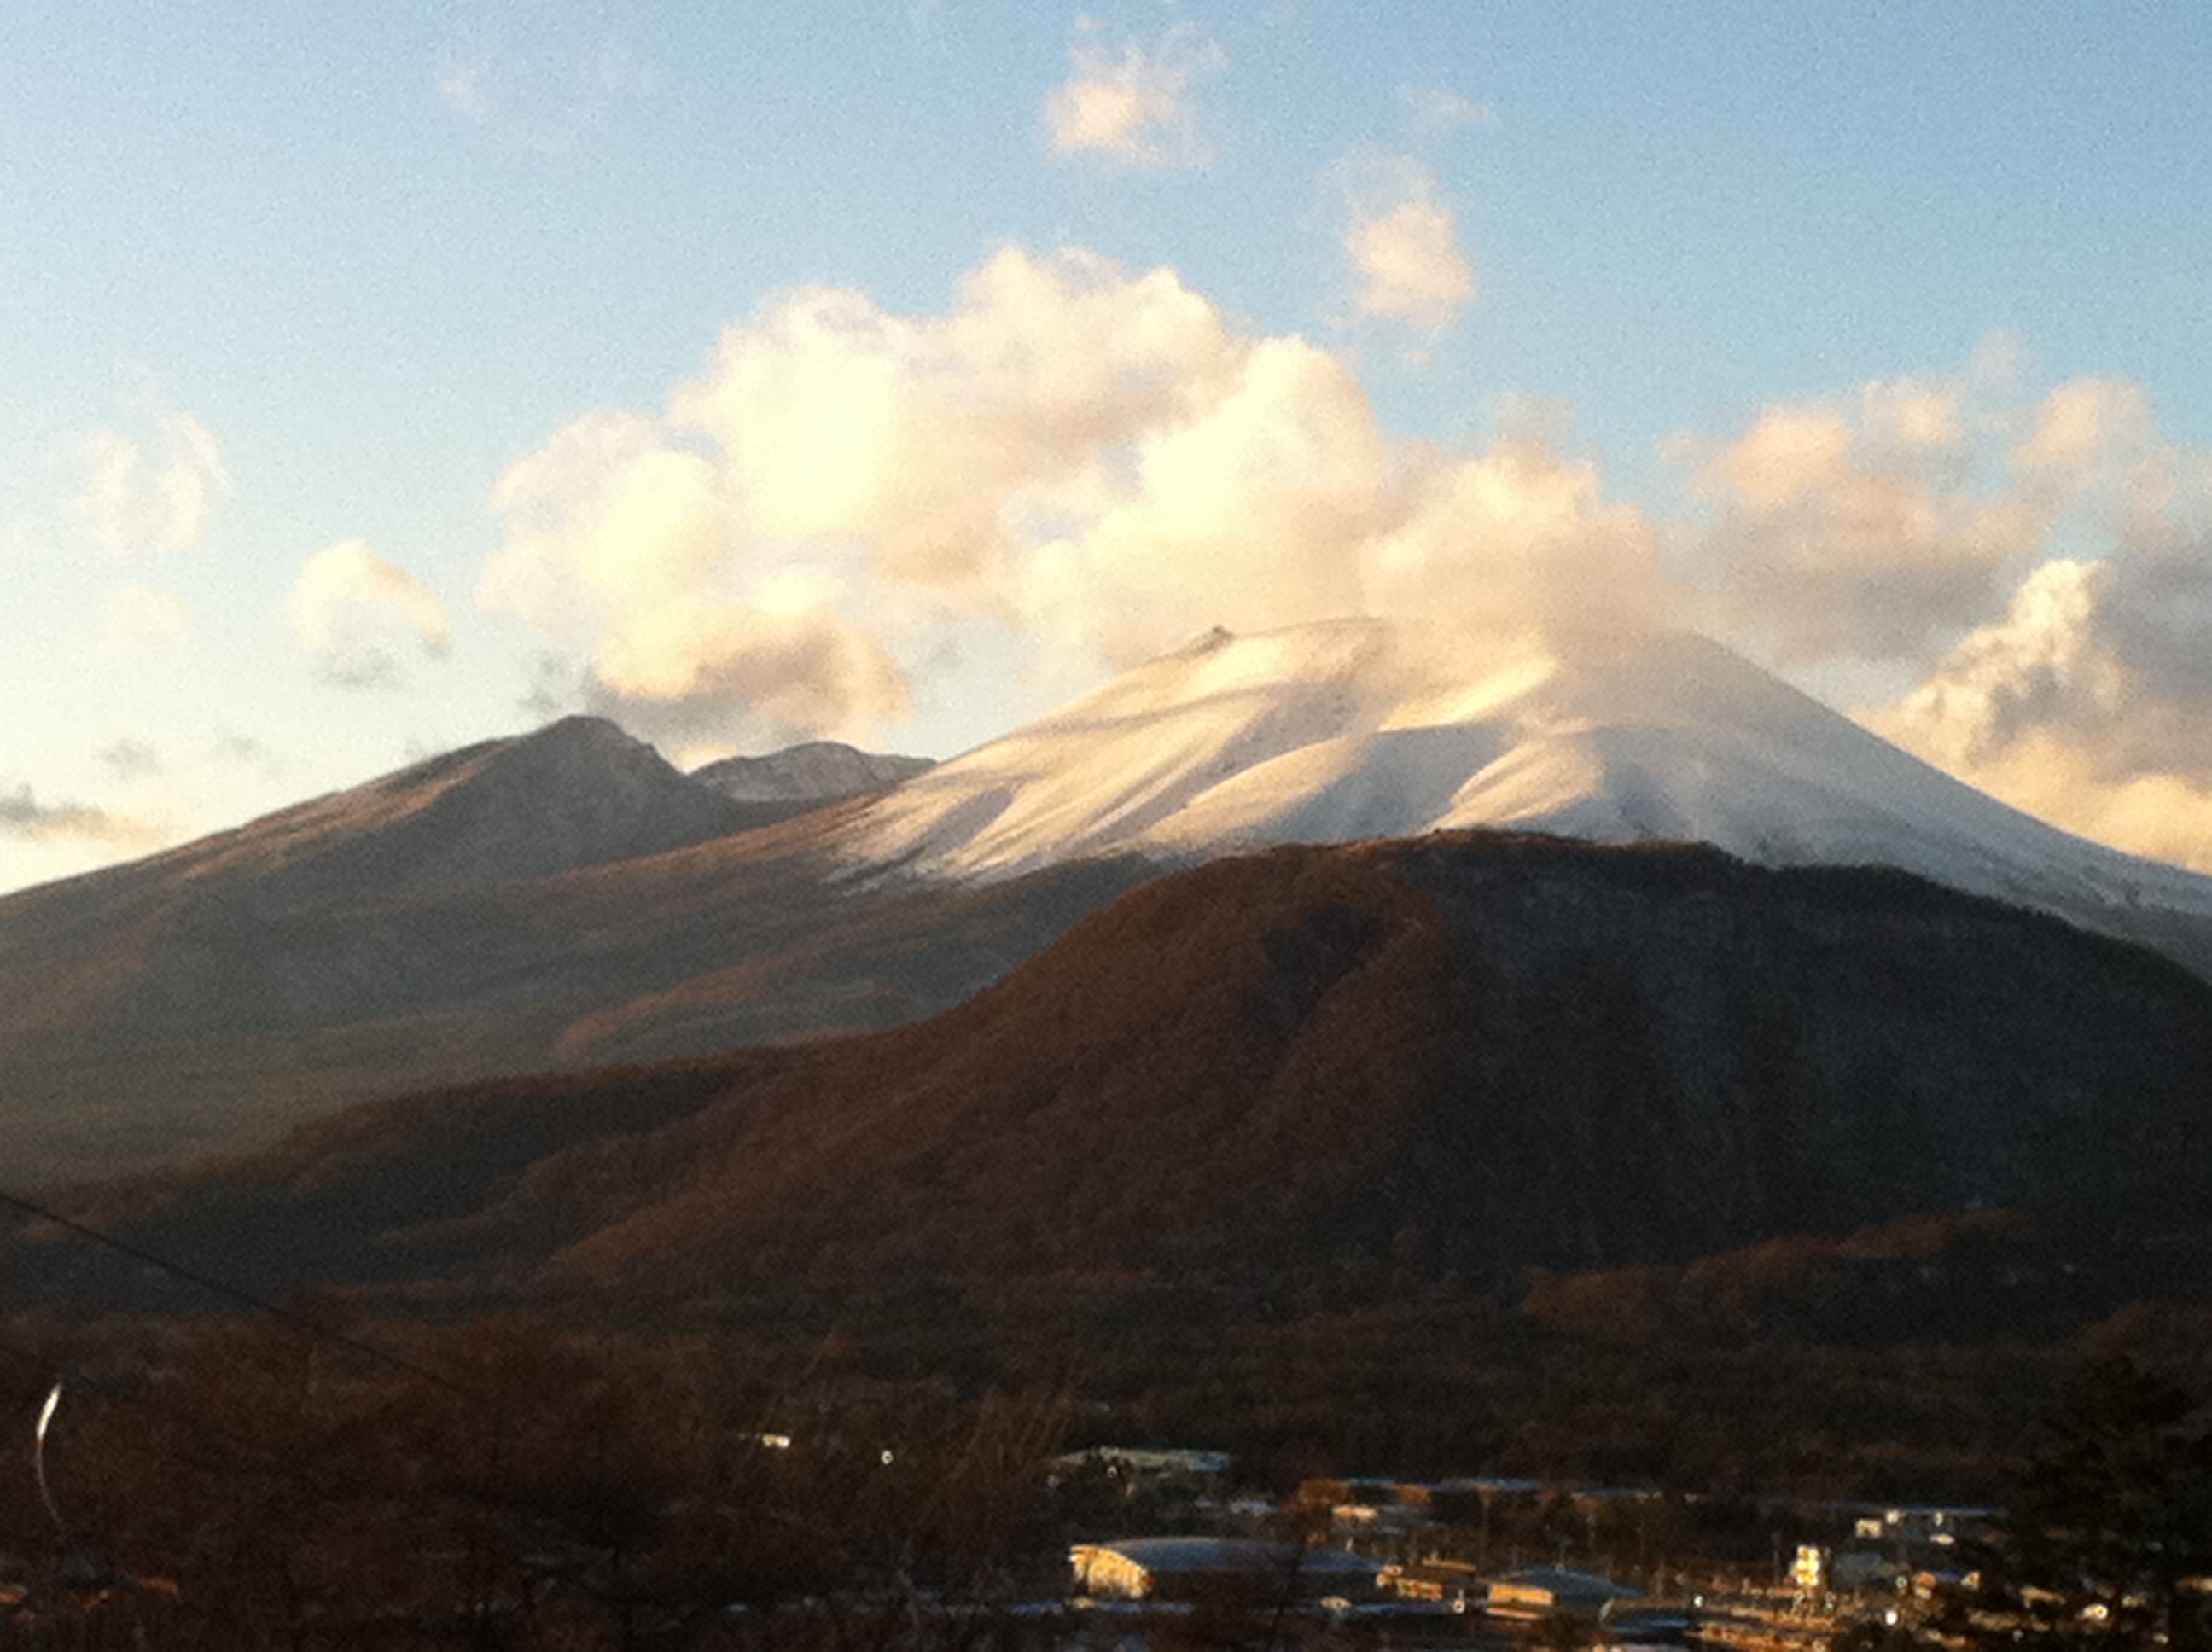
[25,831,2212,1324]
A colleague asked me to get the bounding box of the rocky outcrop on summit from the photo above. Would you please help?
[690,742,932,806]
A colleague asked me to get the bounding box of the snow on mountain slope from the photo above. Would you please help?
[841,619,2212,951]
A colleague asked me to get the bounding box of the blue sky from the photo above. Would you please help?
[7,1,2212,892]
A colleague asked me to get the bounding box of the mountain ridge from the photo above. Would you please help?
[6,617,2212,1185]
[0,719,980,1181]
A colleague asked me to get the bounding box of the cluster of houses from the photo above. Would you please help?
[1067,1533,1678,1641]
[1050,1446,1994,1643]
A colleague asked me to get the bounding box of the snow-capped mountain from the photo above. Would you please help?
[843,618,2212,964]
[9,619,2212,1187]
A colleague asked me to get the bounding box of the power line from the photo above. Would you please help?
[0,1184,470,1397]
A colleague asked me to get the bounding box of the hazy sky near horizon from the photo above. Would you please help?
[8,1,2212,893]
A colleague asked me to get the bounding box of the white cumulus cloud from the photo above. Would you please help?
[1044,23,1222,172]
[1870,552,2212,871]
[480,244,1671,748]
[1342,155,1476,332]
[288,539,452,688]
[1851,378,2212,869]
[480,255,2212,874]
[1684,376,2038,664]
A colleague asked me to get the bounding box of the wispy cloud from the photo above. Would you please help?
[0,782,157,847]
[288,539,451,688]
[207,731,283,778]
[1044,22,1223,172]
[100,740,163,782]
[438,18,656,153]
[1398,84,1495,134]
[67,410,230,556]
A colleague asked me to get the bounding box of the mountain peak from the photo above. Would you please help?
[38,713,750,912]
[287,715,748,896]
[457,714,680,806]
[513,712,648,755]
